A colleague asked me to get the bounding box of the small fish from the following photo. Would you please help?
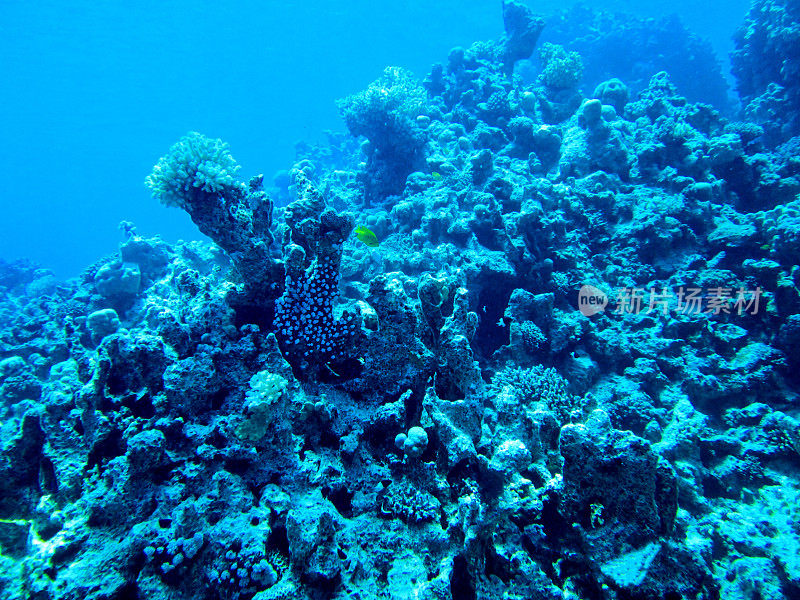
[355,225,379,247]
[431,172,443,181]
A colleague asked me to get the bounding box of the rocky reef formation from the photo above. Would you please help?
[541,5,732,111]
[731,0,800,145]
[1,1,799,599]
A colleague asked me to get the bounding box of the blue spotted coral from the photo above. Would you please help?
[273,252,360,368]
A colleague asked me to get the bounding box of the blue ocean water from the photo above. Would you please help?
[2,1,800,599]
[1,0,746,279]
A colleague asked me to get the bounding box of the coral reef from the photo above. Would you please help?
[2,2,800,600]
[337,67,429,206]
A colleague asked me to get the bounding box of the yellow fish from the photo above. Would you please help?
[431,171,443,180]
[355,225,379,247]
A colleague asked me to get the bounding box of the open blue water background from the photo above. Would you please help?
[0,0,748,279]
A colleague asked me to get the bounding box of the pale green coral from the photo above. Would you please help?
[245,370,288,404]
[144,132,243,209]
[236,371,288,441]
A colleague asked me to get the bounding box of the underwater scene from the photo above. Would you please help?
[2,0,800,598]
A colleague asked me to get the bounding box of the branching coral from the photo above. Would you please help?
[337,67,427,140]
[145,132,244,209]
[539,43,584,90]
[490,364,580,423]
[145,132,279,304]
[236,371,288,441]
[337,67,429,204]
